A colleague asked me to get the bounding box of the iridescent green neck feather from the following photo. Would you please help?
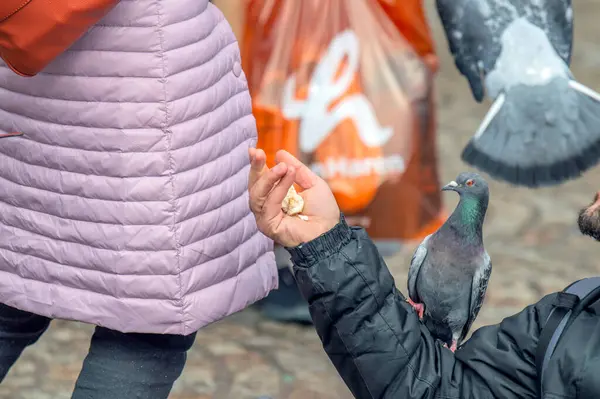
[445,195,488,242]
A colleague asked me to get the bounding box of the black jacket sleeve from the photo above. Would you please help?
[288,216,556,399]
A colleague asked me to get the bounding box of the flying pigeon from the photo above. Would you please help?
[435,0,600,187]
[407,172,492,352]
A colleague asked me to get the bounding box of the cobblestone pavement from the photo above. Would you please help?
[2,2,600,398]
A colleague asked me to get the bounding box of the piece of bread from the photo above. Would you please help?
[282,186,304,216]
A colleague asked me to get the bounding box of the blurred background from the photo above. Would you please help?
[3,1,600,398]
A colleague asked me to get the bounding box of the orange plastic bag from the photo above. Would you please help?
[242,0,445,243]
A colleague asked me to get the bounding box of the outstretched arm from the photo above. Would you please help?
[290,216,546,399]
[288,217,478,398]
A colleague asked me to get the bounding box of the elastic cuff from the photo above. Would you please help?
[286,214,352,268]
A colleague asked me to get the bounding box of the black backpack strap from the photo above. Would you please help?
[535,293,578,397]
[536,277,600,398]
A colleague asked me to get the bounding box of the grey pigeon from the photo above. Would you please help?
[407,172,491,352]
[435,0,600,187]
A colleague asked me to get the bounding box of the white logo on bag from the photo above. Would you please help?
[281,30,394,154]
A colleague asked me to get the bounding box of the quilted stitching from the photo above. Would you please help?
[0,0,277,335]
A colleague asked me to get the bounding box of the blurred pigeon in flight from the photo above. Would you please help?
[436,0,600,187]
[407,172,491,352]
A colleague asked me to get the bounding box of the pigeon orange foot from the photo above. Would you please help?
[406,298,424,319]
[443,340,458,352]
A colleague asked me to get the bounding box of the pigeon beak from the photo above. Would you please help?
[442,181,459,192]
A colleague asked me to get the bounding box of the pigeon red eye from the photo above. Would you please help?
[466,179,474,187]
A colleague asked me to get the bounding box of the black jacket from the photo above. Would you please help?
[288,217,600,399]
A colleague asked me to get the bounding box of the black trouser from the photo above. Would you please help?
[0,303,196,398]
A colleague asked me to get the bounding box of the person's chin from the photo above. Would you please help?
[578,207,600,241]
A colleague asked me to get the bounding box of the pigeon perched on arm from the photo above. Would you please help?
[407,172,491,352]
[435,0,600,187]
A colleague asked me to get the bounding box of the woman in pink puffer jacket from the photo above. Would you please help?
[0,1,276,397]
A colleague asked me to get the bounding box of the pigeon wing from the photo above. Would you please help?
[459,252,492,343]
[435,0,496,102]
[407,234,431,303]
[507,0,573,65]
[535,0,573,65]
